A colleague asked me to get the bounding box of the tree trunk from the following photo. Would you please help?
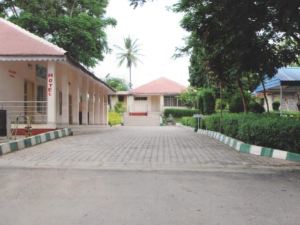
[237,78,248,113]
[129,66,132,89]
[219,82,223,132]
[261,77,270,113]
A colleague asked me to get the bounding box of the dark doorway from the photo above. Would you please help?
[0,110,7,136]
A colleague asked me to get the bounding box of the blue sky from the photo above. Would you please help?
[92,0,190,88]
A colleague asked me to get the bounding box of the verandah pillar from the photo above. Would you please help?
[61,73,69,125]
[82,77,89,125]
[94,88,100,124]
[47,61,57,128]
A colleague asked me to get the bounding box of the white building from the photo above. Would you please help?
[0,18,114,135]
[110,77,186,126]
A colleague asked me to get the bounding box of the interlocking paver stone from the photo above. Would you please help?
[0,126,298,169]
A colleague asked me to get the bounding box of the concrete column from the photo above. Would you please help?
[94,89,100,124]
[100,90,105,125]
[82,77,89,125]
[47,62,57,127]
[72,76,80,125]
[104,94,108,125]
[61,74,69,126]
[160,95,164,112]
[89,83,95,125]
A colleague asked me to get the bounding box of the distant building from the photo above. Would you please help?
[0,18,114,135]
[110,77,187,126]
[254,67,300,112]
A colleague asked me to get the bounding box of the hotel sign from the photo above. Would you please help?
[47,73,54,96]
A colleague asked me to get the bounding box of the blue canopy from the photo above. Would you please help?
[254,67,300,93]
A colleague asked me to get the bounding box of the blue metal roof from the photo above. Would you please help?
[254,67,300,93]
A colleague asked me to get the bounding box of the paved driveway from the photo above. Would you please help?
[0,126,297,170]
[1,126,300,225]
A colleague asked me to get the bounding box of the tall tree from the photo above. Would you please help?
[105,76,129,91]
[0,0,116,67]
[174,0,299,112]
[115,36,142,89]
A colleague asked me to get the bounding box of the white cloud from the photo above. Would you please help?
[92,0,190,88]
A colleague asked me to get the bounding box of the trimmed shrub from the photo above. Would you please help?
[201,89,215,114]
[181,116,196,128]
[108,111,122,126]
[215,98,227,111]
[164,108,200,118]
[228,93,251,113]
[272,101,280,111]
[203,113,300,153]
[249,101,265,114]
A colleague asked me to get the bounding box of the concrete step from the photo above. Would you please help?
[123,113,160,126]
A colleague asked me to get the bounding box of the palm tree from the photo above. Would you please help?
[115,37,142,89]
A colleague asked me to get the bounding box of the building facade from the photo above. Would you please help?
[0,18,114,135]
[110,77,186,126]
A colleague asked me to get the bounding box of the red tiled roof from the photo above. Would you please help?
[130,77,186,95]
[0,18,66,56]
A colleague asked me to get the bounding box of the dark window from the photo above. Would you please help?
[118,95,125,102]
[134,96,147,101]
[37,85,46,113]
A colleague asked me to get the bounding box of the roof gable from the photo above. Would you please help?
[0,18,66,56]
[130,77,186,95]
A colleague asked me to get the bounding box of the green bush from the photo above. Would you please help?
[108,111,122,126]
[181,117,196,128]
[203,113,300,153]
[114,102,125,114]
[272,101,280,111]
[228,93,251,113]
[215,98,227,111]
[196,88,215,114]
[249,101,265,114]
[164,108,200,118]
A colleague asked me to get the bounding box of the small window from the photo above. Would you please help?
[118,95,125,102]
[37,85,46,113]
[134,96,147,101]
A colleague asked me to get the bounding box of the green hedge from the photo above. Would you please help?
[181,117,196,128]
[203,113,300,153]
[108,111,122,126]
[164,108,200,118]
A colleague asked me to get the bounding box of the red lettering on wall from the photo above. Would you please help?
[47,73,54,96]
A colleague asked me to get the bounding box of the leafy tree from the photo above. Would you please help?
[174,0,299,112]
[0,0,116,67]
[106,77,129,91]
[115,36,142,89]
[178,87,198,108]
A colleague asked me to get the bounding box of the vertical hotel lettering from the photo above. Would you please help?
[47,73,53,96]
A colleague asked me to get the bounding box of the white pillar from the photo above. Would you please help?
[100,91,105,125]
[104,94,108,125]
[72,76,80,125]
[61,74,69,126]
[95,89,100,124]
[82,78,89,125]
[89,84,95,125]
[160,95,164,112]
[47,62,57,127]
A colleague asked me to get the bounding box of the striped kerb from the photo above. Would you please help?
[54,131,59,138]
[45,133,51,141]
[239,143,251,153]
[9,141,18,151]
[286,152,300,162]
[261,147,273,157]
[24,138,32,147]
[35,136,41,144]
